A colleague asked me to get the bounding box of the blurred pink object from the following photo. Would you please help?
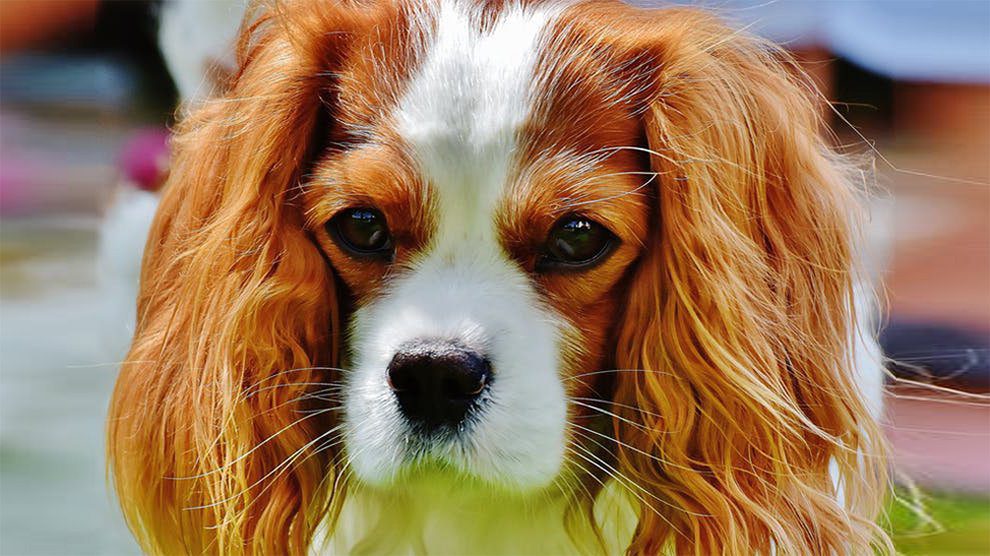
[0,157,35,212]
[119,128,170,191]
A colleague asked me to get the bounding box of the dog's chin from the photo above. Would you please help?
[355,455,556,498]
[341,411,567,495]
[343,441,565,495]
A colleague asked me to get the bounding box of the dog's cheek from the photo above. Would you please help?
[556,295,621,400]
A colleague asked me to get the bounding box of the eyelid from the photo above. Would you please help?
[546,213,615,240]
[550,212,616,235]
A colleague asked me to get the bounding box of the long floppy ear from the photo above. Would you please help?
[107,3,358,554]
[607,7,891,555]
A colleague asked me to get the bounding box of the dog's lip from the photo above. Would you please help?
[398,396,487,441]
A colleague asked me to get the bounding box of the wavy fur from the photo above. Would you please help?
[606,8,890,554]
[107,3,358,553]
[108,1,892,554]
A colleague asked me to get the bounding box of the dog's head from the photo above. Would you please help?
[109,1,889,553]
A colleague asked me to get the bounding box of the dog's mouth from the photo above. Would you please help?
[341,417,490,489]
[395,427,482,472]
[400,398,489,442]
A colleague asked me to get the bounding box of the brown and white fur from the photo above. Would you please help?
[108,1,892,554]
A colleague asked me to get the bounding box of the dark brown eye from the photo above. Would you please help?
[537,215,616,272]
[328,208,393,257]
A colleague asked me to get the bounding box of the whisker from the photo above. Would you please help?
[262,387,346,415]
[245,382,343,399]
[570,432,710,521]
[171,413,339,481]
[569,399,670,434]
[221,429,351,529]
[562,450,609,501]
[570,396,671,423]
[292,405,346,416]
[568,443,685,536]
[562,174,657,210]
[243,366,352,392]
[565,368,676,382]
[570,423,698,475]
[184,424,345,510]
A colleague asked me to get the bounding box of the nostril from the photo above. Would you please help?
[443,361,489,399]
[385,361,410,392]
[461,372,488,397]
[386,339,492,430]
[386,350,426,393]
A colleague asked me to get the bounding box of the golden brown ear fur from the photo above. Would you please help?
[107,3,359,554]
[604,6,892,555]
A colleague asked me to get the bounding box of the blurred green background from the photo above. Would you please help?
[888,493,990,555]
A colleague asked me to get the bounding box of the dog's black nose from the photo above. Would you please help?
[387,340,491,431]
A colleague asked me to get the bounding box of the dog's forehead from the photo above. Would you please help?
[395,1,558,158]
[392,0,562,238]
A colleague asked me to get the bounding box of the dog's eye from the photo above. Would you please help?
[538,215,616,271]
[328,208,393,257]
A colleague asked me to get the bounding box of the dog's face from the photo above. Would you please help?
[304,2,649,489]
[109,1,890,554]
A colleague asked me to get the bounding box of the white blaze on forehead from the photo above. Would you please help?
[344,1,569,489]
[396,0,560,242]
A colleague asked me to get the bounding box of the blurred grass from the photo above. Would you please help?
[889,492,990,555]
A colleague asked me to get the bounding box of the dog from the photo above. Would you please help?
[107,1,892,553]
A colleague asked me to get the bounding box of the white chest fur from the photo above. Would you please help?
[319,480,637,556]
